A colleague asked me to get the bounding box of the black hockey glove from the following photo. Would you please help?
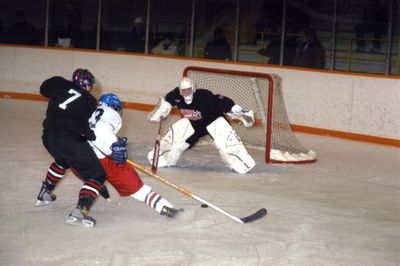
[111,137,128,164]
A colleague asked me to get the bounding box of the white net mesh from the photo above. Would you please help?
[181,66,316,163]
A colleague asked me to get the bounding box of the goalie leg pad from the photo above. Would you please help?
[207,117,255,174]
[148,118,194,167]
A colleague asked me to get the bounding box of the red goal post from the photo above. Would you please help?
[183,66,317,164]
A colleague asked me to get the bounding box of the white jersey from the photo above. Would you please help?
[88,105,122,158]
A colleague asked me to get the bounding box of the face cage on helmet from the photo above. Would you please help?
[81,75,95,90]
[99,102,123,114]
[112,104,123,114]
[183,94,193,104]
[180,86,195,104]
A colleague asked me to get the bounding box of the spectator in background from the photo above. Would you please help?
[126,17,146,53]
[257,29,297,66]
[203,27,232,61]
[53,16,81,48]
[6,11,36,45]
[354,0,388,53]
[151,33,178,56]
[293,28,325,69]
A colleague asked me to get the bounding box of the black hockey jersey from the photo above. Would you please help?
[40,76,97,140]
[165,87,234,145]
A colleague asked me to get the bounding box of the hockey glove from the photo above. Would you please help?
[227,105,255,128]
[111,137,128,164]
[148,97,172,122]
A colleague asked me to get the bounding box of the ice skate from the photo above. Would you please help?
[160,206,184,219]
[65,207,96,228]
[36,182,56,207]
[99,185,111,202]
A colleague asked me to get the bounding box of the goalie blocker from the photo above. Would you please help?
[148,117,255,174]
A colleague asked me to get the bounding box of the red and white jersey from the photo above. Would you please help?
[88,105,122,158]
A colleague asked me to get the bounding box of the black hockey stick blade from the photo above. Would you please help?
[240,208,267,223]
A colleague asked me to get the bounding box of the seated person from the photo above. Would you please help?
[151,33,178,56]
[203,27,232,61]
[125,17,146,52]
[53,16,81,48]
[293,28,325,69]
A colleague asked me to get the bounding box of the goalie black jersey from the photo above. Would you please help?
[165,87,235,131]
[40,76,97,140]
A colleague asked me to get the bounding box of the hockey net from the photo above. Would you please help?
[183,66,316,164]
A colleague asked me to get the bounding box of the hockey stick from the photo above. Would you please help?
[151,117,163,173]
[127,159,267,224]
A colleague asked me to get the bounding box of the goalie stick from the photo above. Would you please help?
[127,159,267,224]
[151,116,163,173]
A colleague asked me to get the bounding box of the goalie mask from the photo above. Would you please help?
[179,77,196,104]
[99,93,123,114]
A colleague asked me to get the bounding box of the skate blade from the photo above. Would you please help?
[167,208,185,219]
[35,200,53,207]
[65,216,95,228]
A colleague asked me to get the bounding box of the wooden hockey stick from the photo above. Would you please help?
[127,159,267,224]
[151,117,163,173]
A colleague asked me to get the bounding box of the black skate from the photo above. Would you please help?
[99,185,111,202]
[65,207,96,228]
[36,182,56,207]
[160,206,184,219]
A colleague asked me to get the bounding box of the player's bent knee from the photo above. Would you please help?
[130,184,152,201]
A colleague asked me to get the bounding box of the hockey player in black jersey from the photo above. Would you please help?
[148,77,256,174]
[36,68,107,227]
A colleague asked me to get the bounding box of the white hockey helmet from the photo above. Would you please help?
[179,77,196,104]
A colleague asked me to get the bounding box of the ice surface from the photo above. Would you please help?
[0,98,399,265]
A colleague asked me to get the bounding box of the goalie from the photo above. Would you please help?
[148,77,256,174]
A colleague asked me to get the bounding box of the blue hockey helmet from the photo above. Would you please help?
[72,68,95,91]
[99,93,123,113]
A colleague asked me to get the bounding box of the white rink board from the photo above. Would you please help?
[0,46,399,140]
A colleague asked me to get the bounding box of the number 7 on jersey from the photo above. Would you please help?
[58,89,81,110]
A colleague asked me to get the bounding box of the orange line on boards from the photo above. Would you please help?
[1,91,399,147]
[291,124,400,147]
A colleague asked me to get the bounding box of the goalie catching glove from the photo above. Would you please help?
[111,137,128,164]
[226,104,255,128]
[148,97,172,122]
